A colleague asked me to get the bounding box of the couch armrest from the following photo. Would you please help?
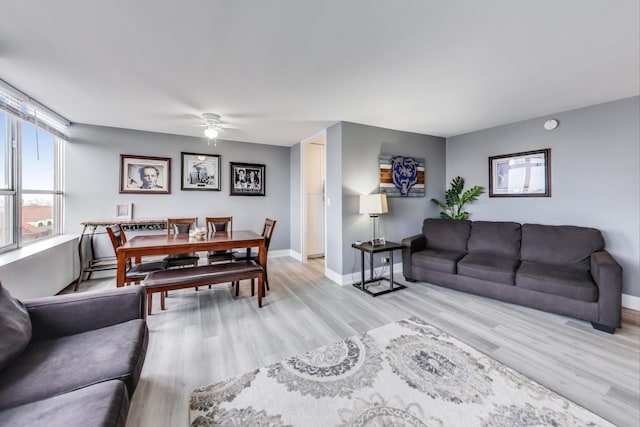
[24,286,146,341]
[590,251,622,328]
[402,234,426,253]
[402,234,426,280]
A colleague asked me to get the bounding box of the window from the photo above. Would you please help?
[0,82,67,251]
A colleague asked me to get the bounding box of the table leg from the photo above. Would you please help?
[73,224,89,291]
[87,225,98,280]
[116,252,126,288]
[370,252,375,282]
[389,250,394,290]
[258,241,266,307]
[258,273,263,308]
[360,250,365,290]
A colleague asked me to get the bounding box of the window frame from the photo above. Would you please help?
[0,111,64,253]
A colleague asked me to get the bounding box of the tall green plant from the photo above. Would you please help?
[430,176,484,220]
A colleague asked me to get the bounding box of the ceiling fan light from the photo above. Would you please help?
[204,126,218,139]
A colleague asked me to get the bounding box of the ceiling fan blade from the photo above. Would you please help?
[218,123,240,130]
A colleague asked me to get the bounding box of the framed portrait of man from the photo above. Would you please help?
[181,152,221,191]
[120,154,171,194]
[230,162,265,196]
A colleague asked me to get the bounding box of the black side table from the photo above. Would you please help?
[352,241,406,296]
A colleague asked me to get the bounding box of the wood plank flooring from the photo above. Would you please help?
[70,257,640,427]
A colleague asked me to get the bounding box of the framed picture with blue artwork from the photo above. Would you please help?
[379,155,425,197]
[489,148,551,197]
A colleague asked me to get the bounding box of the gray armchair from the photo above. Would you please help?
[0,284,148,427]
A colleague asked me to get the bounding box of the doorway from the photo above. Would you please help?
[301,132,326,262]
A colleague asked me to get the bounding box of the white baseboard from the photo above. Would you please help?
[622,294,640,311]
[270,249,297,259]
[329,263,404,286]
[325,267,344,285]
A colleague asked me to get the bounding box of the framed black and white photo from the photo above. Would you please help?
[230,162,265,196]
[120,154,171,194]
[489,148,551,197]
[181,152,221,191]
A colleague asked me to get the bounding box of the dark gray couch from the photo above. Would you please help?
[402,219,623,333]
[0,285,148,426]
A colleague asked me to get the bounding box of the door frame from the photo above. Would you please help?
[300,130,326,264]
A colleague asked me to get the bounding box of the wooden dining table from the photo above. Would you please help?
[116,230,266,288]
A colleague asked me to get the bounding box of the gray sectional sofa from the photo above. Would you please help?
[0,284,148,426]
[402,219,623,333]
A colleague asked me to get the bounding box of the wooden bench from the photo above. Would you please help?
[143,261,264,314]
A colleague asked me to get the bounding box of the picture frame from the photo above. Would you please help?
[372,237,386,246]
[379,154,425,197]
[180,152,221,191]
[115,203,132,220]
[230,162,265,196]
[120,154,171,194]
[489,148,551,197]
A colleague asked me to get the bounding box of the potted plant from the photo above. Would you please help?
[431,176,484,220]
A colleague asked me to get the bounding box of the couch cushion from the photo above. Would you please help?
[0,380,129,427]
[0,319,147,410]
[422,218,471,252]
[467,221,521,258]
[412,249,466,274]
[0,282,32,371]
[516,261,598,302]
[521,224,604,271]
[457,253,519,285]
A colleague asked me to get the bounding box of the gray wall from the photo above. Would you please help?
[66,124,291,251]
[338,122,446,276]
[446,96,640,298]
[325,123,344,275]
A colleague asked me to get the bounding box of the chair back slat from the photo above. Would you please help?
[261,218,277,251]
[106,225,126,251]
[167,218,197,235]
[205,216,233,233]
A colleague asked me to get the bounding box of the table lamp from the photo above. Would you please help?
[359,193,388,245]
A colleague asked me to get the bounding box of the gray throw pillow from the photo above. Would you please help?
[0,282,32,371]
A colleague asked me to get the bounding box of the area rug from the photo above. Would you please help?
[189,316,611,426]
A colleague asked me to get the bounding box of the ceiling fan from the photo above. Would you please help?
[188,112,239,140]
[198,113,222,139]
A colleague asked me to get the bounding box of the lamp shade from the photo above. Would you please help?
[359,193,388,215]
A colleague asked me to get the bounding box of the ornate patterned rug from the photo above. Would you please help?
[189,317,611,426]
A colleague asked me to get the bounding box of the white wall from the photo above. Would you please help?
[446,97,640,300]
[0,236,78,299]
[289,143,301,257]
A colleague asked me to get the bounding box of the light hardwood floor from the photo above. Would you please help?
[70,257,640,427]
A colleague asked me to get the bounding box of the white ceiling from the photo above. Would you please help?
[0,1,638,146]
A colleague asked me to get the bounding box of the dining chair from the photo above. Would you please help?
[203,216,235,290]
[106,225,167,285]
[233,218,276,296]
[205,216,234,265]
[163,217,200,268]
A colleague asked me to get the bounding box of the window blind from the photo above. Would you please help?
[0,79,70,139]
